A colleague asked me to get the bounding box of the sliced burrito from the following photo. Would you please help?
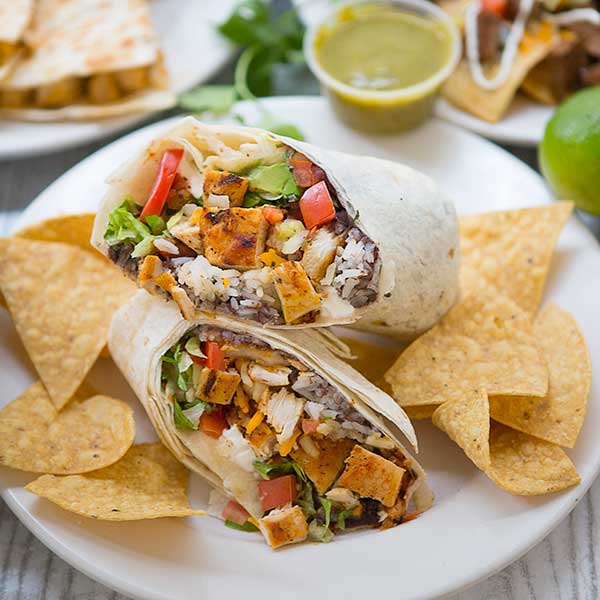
[0,0,33,81]
[93,117,459,339]
[109,290,432,548]
[0,0,175,120]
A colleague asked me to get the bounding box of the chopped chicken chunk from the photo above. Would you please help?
[273,261,321,324]
[259,505,308,549]
[138,255,162,288]
[196,367,240,405]
[325,487,359,509]
[248,422,277,459]
[192,207,268,270]
[203,169,249,207]
[291,437,355,494]
[170,220,203,254]
[301,228,340,281]
[35,77,82,108]
[338,446,405,507]
[248,363,291,386]
[262,389,304,445]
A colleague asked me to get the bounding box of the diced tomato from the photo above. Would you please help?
[299,181,336,229]
[205,341,225,371]
[199,407,228,439]
[480,0,507,17]
[290,152,325,188]
[191,355,206,366]
[222,500,251,526]
[301,418,320,434]
[258,475,296,511]
[140,148,184,222]
[262,206,285,225]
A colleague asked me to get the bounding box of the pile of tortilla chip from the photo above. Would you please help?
[384,202,591,495]
[0,214,201,520]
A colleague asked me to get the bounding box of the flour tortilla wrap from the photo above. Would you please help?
[0,0,33,81]
[93,117,459,339]
[0,0,174,121]
[109,290,432,545]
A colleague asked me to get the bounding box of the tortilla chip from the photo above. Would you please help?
[460,202,573,315]
[25,443,204,520]
[15,214,97,254]
[441,25,558,123]
[404,405,438,420]
[384,270,548,407]
[0,381,134,474]
[488,422,580,494]
[490,304,591,447]
[0,238,134,409]
[433,391,580,495]
[433,388,491,470]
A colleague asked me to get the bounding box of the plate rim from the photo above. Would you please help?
[3,96,600,600]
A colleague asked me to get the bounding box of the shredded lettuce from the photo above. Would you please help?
[319,497,332,530]
[173,401,196,430]
[104,198,152,246]
[308,520,334,543]
[224,519,259,532]
[253,458,307,481]
[144,214,167,235]
[185,337,206,358]
[335,509,354,530]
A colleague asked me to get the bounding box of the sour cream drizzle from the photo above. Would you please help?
[544,7,600,25]
[465,0,536,90]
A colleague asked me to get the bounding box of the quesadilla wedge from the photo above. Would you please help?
[92,117,459,339]
[0,0,33,81]
[109,290,432,548]
[0,0,174,120]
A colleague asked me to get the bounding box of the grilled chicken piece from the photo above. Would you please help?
[325,487,359,509]
[248,363,292,386]
[1,88,29,108]
[115,66,150,94]
[338,446,405,508]
[248,422,277,458]
[203,170,249,207]
[192,207,268,270]
[262,389,304,444]
[196,367,240,405]
[35,77,82,108]
[170,220,203,254]
[259,505,308,549]
[138,255,163,289]
[273,261,321,324]
[291,437,355,494]
[167,175,195,210]
[301,228,340,281]
[222,343,289,366]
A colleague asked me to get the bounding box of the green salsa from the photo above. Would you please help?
[315,8,453,92]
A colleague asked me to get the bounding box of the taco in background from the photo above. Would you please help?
[0,0,33,81]
[92,117,459,339]
[108,290,432,548]
[0,0,174,120]
[440,0,600,122]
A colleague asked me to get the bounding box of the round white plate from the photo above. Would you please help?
[434,97,552,146]
[2,97,600,600]
[0,0,236,160]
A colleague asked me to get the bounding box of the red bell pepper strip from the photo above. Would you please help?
[290,152,325,188]
[222,500,251,526]
[481,0,507,17]
[205,341,225,371]
[199,407,228,439]
[139,148,184,222]
[258,475,296,511]
[299,181,336,229]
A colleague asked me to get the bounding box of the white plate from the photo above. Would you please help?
[0,0,236,160]
[2,96,600,600]
[434,97,552,146]
[292,0,552,146]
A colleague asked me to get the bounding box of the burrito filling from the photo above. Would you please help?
[161,326,418,548]
[104,141,381,325]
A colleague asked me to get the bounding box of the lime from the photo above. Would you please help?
[539,87,600,216]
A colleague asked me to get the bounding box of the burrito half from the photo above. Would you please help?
[0,0,175,120]
[109,290,432,548]
[93,117,459,339]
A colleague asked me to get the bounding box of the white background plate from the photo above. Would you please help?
[1,97,599,600]
[0,0,237,160]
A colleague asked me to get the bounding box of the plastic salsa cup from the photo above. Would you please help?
[304,0,462,133]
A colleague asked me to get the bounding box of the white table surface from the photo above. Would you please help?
[2,1,600,595]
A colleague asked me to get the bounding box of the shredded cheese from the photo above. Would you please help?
[246,410,265,434]
[279,427,301,457]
